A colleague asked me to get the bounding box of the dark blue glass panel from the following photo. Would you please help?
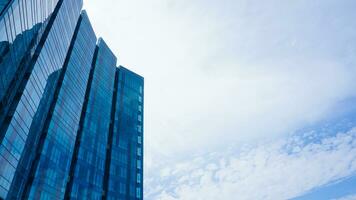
[69,38,117,200]
[0,0,11,14]
[107,67,144,200]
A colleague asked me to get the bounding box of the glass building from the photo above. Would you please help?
[107,67,144,200]
[0,0,144,200]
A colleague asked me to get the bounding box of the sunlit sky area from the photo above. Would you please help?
[84,0,356,199]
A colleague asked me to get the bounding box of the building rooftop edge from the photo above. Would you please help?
[117,65,144,80]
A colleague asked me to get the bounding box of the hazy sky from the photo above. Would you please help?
[84,0,356,199]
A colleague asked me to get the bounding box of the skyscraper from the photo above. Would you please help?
[107,67,144,200]
[0,0,144,199]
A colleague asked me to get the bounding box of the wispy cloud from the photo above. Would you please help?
[335,194,356,200]
[83,0,356,198]
[146,128,356,199]
[84,0,356,156]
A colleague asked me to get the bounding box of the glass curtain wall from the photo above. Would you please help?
[69,38,117,200]
[107,67,144,200]
[0,0,82,198]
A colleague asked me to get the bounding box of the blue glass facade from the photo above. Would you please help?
[107,67,144,200]
[0,1,144,199]
[0,0,10,15]
[0,0,59,108]
[68,38,117,200]
[0,0,70,198]
[8,69,61,199]
[25,9,96,199]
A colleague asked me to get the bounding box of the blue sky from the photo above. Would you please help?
[84,0,356,199]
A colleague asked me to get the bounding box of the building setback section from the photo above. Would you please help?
[107,67,144,200]
[0,0,144,200]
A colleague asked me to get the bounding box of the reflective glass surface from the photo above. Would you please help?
[27,10,96,200]
[0,0,82,198]
[0,0,63,198]
[0,1,144,199]
[0,0,59,105]
[7,69,61,199]
[70,39,117,200]
[107,67,144,200]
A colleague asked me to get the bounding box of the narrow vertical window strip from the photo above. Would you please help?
[63,45,99,200]
[102,68,119,200]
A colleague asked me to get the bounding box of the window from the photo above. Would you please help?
[120,183,126,194]
[137,173,141,183]
[137,136,142,144]
[137,160,141,169]
[119,153,127,164]
[120,167,127,178]
[137,147,141,156]
[136,188,141,198]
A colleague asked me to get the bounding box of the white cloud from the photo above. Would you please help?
[83,0,356,157]
[146,128,356,200]
[336,194,356,200]
[83,0,356,198]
